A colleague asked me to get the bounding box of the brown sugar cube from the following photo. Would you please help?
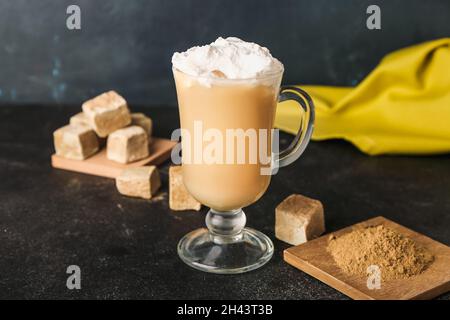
[82,90,131,137]
[53,124,99,160]
[131,113,153,137]
[116,166,161,199]
[69,112,90,127]
[107,126,149,164]
[275,194,325,245]
[169,166,201,211]
[70,112,106,146]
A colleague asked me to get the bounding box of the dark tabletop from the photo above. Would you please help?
[0,105,449,300]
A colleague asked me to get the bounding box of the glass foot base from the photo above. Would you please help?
[178,227,274,274]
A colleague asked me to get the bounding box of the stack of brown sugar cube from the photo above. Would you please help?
[53,91,162,200]
[54,90,153,164]
[53,90,202,208]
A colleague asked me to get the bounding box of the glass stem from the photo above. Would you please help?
[205,209,246,244]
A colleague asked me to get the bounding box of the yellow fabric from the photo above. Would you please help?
[275,38,450,155]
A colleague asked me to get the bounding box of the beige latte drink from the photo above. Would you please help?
[174,69,281,211]
[173,37,314,274]
[172,37,284,211]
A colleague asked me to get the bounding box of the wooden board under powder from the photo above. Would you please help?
[284,216,450,300]
[51,138,176,179]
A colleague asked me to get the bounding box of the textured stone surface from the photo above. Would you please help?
[53,124,99,160]
[107,126,149,164]
[82,91,131,137]
[169,166,201,211]
[116,166,161,199]
[275,194,325,245]
[0,106,449,300]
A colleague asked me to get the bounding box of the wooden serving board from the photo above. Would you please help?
[284,216,450,300]
[51,137,176,179]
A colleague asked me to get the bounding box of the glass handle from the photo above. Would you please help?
[274,86,315,170]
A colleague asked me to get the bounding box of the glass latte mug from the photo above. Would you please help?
[173,67,314,274]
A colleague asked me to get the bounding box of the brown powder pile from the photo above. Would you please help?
[327,225,434,280]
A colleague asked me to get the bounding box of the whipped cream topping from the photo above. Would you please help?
[172,37,284,82]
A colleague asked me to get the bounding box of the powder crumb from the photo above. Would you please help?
[327,225,434,280]
[150,192,167,203]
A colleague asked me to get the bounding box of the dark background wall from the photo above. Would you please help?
[1,0,449,107]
